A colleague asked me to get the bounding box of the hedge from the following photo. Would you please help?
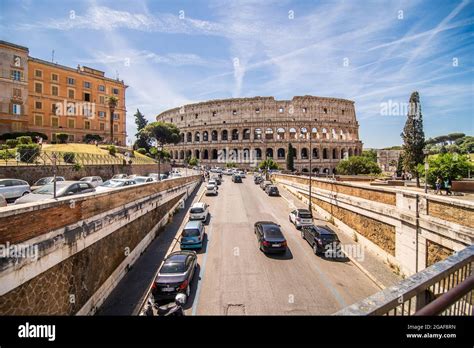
[16,136,32,145]
[56,133,69,144]
[16,144,40,163]
[0,132,48,141]
[63,152,76,164]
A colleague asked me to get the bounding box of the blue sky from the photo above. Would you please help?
[1,0,473,148]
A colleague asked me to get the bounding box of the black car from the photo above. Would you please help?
[301,225,341,256]
[254,221,287,254]
[266,185,279,196]
[232,175,242,183]
[152,251,197,301]
[254,176,263,185]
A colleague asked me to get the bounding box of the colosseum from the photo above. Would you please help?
[156,96,363,174]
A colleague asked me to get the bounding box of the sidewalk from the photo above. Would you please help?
[277,182,403,289]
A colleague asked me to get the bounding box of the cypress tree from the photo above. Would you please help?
[287,143,295,171]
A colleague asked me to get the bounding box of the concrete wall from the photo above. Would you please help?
[272,174,474,277]
[0,175,200,315]
[0,162,171,185]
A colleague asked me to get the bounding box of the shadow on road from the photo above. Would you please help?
[264,247,294,260]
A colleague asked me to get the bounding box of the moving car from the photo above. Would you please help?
[133,176,154,184]
[95,178,137,192]
[0,194,7,208]
[79,176,103,187]
[180,220,205,249]
[112,174,128,179]
[189,202,209,221]
[265,185,279,196]
[208,179,219,189]
[238,171,246,178]
[151,250,197,301]
[0,179,31,203]
[260,180,272,190]
[289,209,313,229]
[254,176,263,185]
[254,221,287,254]
[212,176,221,185]
[301,225,341,256]
[31,176,66,191]
[14,181,95,204]
[205,184,218,196]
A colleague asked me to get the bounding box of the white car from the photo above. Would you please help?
[0,193,7,208]
[189,202,209,221]
[289,209,314,229]
[133,176,154,184]
[79,176,103,187]
[95,179,136,192]
[0,179,30,203]
[238,171,246,178]
[205,184,218,196]
[208,179,219,189]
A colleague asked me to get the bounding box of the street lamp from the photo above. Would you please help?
[52,153,57,199]
[157,143,163,181]
[423,148,429,194]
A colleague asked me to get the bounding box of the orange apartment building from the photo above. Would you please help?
[0,40,127,145]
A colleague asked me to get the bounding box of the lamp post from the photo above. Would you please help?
[52,153,57,199]
[157,143,163,181]
[423,149,429,194]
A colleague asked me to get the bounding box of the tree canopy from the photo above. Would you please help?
[140,121,181,146]
[336,156,381,175]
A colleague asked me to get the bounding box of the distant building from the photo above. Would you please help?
[0,40,127,145]
[377,149,402,173]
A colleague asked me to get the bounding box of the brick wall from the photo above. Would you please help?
[426,239,454,268]
[427,199,474,229]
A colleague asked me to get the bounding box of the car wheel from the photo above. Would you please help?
[313,244,318,255]
[301,230,305,239]
[22,192,29,196]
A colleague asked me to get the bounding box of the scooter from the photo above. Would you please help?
[140,293,187,316]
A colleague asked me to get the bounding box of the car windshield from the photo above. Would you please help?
[207,185,215,189]
[80,177,92,182]
[101,180,124,187]
[190,207,204,214]
[160,261,186,274]
[33,183,68,195]
[34,177,53,186]
[134,177,147,183]
[182,228,200,237]
[300,212,312,218]
[263,226,283,238]
[321,233,338,242]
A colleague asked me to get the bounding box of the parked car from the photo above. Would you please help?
[0,193,7,208]
[79,176,103,187]
[238,171,246,178]
[254,176,263,185]
[0,179,31,202]
[208,179,219,189]
[189,202,209,221]
[31,176,66,191]
[148,173,168,181]
[180,220,205,249]
[205,184,218,196]
[266,185,280,196]
[133,176,154,184]
[212,176,221,185]
[301,225,341,256]
[151,250,197,301]
[112,174,128,179]
[289,208,313,229]
[14,181,95,204]
[95,179,137,192]
[254,221,287,254]
[260,180,272,190]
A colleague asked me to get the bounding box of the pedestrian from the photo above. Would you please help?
[94,140,98,147]
[435,177,442,194]
[38,137,43,148]
[444,178,452,195]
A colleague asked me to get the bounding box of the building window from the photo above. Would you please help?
[323,108,328,114]
[68,89,75,99]
[342,109,345,115]
[99,95,105,104]
[68,134,74,142]
[113,113,119,120]
[12,104,21,115]
[12,88,21,98]
[255,108,260,114]
[98,85,105,92]
[51,85,59,96]
[35,115,43,126]
[84,92,91,102]
[67,77,75,85]
[51,117,59,128]
[35,69,43,78]
[68,119,75,129]
[212,111,217,117]
[51,73,58,81]
[85,121,91,130]
[84,81,91,88]
[302,107,307,113]
[51,103,58,114]
[112,88,119,95]
[100,123,105,131]
[278,107,284,113]
[113,124,119,133]
[12,70,21,81]
[170,118,173,123]
[35,82,42,93]
[232,110,237,115]
[35,101,42,109]
[98,111,106,118]
[195,113,198,119]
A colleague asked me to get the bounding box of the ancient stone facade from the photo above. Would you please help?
[157,96,363,173]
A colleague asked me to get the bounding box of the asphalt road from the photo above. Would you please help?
[181,174,380,315]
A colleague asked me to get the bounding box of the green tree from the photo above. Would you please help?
[188,157,199,166]
[286,143,295,171]
[258,158,279,170]
[361,149,377,162]
[447,133,465,144]
[336,156,382,175]
[141,122,181,147]
[134,109,148,134]
[401,91,425,187]
[134,109,150,151]
[417,153,473,186]
[225,162,237,168]
[396,153,404,177]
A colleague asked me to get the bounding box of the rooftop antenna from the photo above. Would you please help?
[51,49,55,63]
[116,70,120,80]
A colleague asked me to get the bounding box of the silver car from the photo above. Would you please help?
[14,181,95,204]
[133,176,154,184]
[79,176,103,187]
[31,176,66,191]
[0,179,30,202]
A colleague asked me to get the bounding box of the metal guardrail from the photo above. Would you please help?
[0,150,157,166]
[336,245,474,316]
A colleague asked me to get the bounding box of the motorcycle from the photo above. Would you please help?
[140,293,187,316]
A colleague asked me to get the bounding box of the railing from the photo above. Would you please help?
[0,150,157,166]
[336,245,474,316]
